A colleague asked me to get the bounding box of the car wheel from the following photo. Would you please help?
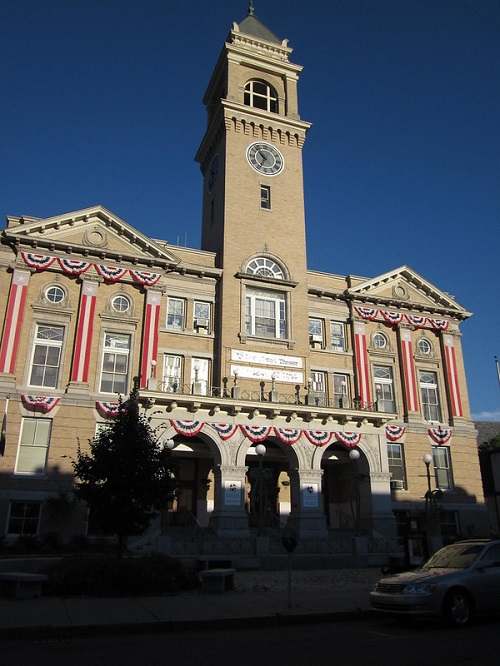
[444,589,473,627]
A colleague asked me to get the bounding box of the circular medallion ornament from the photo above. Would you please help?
[246,142,284,176]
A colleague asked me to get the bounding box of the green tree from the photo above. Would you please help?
[479,433,500,453]
[72,391,177,555]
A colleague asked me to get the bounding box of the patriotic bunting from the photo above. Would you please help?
[239,425,272,442]
[57,258,92,275]
[428,427,452,445]
[171,420,204,437]
[381,311,404,325]
[400,328,419,412]
[95,265,128,282]
[129,270,161,286]
[406,315,427,329]
[274,427,302,445]
[0,270,30,373]
[354,307,449,331]
[354,321,371,408]
[21,395,60,413]
[96,401,120,417]
[21,252,56,270]
[71,280,98,383]
[334,431,361,447]
[140,290,161,389]
[385,425,406,441]
[209,423,239,441]
[443,335,463,417]
[354,306,378,320]
[428,318,449,331]
[303,430,335,447]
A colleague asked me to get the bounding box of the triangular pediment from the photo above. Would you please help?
[4,205,180,269]
[348,265,470,318]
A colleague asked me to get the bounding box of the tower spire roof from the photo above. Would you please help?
[237,3,282,44]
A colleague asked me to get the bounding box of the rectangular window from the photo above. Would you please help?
[387,443,406,487]
[309,318,323,347]
[333,373,350,408]
[99,333,130,394]
[310,371,327,406]
[163,355,182,392]
[330,321,346,352]
[374,365,396,413]
[432,445,452,490]
[420,371,442,422]
[15,418,52,475]
[29,324,64,388]
[8,501,42,535]
[260,185,271,209]
[245,288,286,339]
[191,357,209,396]
[167,297,185,331]
[194,301,211,333]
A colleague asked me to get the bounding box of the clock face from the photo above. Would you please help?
[247,142,284,176]
[207,154,219,193]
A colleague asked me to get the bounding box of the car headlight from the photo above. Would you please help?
[403,582,437,595]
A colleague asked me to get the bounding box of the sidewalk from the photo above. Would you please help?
[0,568,381,639]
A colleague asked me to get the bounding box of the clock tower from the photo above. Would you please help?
[195,5,312,383]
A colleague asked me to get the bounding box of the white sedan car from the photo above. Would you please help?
[370,539,500,626]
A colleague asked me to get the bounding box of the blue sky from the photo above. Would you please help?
[2,0,499,421]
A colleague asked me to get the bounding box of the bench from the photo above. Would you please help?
[200,568,236,594]
[0,572,48,600]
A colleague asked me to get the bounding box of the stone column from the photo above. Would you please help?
[208,465,250,536]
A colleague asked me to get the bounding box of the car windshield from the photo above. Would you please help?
[423,544,483,570]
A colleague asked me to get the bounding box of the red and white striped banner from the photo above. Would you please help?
[0,269,30,373]
[443,334,463,417]
[71,281,98,383]
[354,321,371,408]
[140,290,161,389]
[400,328,419,412]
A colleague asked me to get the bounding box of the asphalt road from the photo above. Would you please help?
[2,615,499,666]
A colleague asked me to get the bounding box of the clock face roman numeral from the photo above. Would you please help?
[246,142,284,176]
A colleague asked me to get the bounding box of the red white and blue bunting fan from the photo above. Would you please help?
[171,420,204,437]
[129,270,161,286]
[209,423,239,441]
[274,427,302,445]
[303,430,335,447]
[406,315,426,329]
[354,306,378,321]
[21,395,60,413]
[240,425,272,442]
[95,265,128,282]
[428,427,452,445]
[385,425,406,442]
[21,252,56,270]
[428,318,449,331]
[381,311,404,325]
[95,401,119,417]
[57,258,92,275]
[335,431,361,447]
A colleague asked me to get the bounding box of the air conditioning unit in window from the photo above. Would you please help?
[310,335,323,345]
[390,480,405,490]
[195,318,209,329]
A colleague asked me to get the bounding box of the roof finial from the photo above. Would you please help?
[248,1,255,16]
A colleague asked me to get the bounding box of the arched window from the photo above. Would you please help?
[244,80,278,113]
[246,257,284,279]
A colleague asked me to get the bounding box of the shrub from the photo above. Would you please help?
[44,553,199,597]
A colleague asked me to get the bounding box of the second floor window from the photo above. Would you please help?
[163,355,182,392]
[246,288,286,339]
[374,365,395,413]
[387,443,406,487]
[194,301,211,332]
[15,417,52,475]
[29,324,64,388]
[310,371,327,406]
[333,373,350,407]
[100,333,130,394]
[167,298,185,331]
[309,318,323,346]
[330,321,346,352]
[420,370,442,422]
[432,445,452,490]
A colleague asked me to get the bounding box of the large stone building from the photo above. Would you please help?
[0,7,487,561]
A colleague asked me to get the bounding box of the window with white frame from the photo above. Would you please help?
[387,443,406,487]
[418,337,432,355]
[309,318,323,346]
[191,357,209,395]
[15,417,52,475]
[330,321,346,352]
[432,445,452,490]
[419,370,442,422]
[373,331,388,349]
[29,324,64,388]
[246,258,284,279]
[167,297,185,331]
[99,333,130,394]
[245,288,286,339]
[244,79,278,113]
[194,301,210,333]
[8,501,42,535]
[163,355,182,392]
[45,285,65,304]
[374,365,396,413]
[260,185,271,209]
[333,373,350,408]
[310,371,327,406]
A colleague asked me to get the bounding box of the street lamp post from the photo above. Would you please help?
[349,449,361,536]
[422,453,443,556]
[163,438,175,532]
[249,444,269,536]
